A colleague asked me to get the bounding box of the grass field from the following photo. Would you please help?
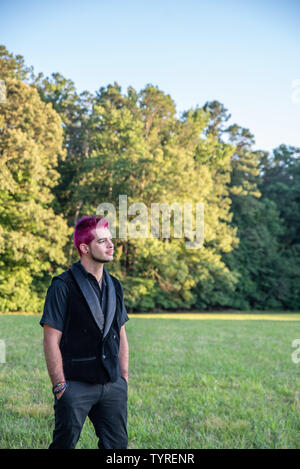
[0,313,299,449]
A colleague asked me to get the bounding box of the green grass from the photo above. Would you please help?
[0,314,299,448]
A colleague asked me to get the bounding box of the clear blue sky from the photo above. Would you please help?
[1,0,299,151]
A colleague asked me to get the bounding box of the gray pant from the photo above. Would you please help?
[49,376,128,449]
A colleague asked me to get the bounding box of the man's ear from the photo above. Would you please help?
[79,243,89,255]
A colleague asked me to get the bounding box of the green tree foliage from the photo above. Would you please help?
[66,84,239,311]
[220,123,285,310]
[32,72,96,263]
[0,45,33,82]
[1,45,299,312]
[0,47,71,311]
[257,145,300,309]
[32,73,94,209]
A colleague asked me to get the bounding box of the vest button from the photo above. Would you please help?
[103,354,106,359]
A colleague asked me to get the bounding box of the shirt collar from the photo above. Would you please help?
[78,261,107,287]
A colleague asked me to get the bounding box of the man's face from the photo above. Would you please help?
[81,225,114,263]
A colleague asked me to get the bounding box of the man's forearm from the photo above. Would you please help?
[119,328,129,382]
[43,340,65,386]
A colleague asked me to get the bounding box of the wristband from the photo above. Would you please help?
[53,381,65,390]
[52,382,67,395]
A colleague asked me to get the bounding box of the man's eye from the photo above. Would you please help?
[98,238,112,243]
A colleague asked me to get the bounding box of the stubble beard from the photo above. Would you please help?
[90,247,112,264]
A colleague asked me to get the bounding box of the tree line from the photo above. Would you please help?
[0,45,299,313]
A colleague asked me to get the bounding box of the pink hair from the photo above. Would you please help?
[73,215,109,257]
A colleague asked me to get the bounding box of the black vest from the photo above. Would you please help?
[54,266,124,384]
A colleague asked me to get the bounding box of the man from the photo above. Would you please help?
[40,215,129,449]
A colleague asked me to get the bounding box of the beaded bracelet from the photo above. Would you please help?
[52,382,67,395]
[53,381,65,390]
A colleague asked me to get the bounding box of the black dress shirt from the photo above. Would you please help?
[40,262,128,332]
